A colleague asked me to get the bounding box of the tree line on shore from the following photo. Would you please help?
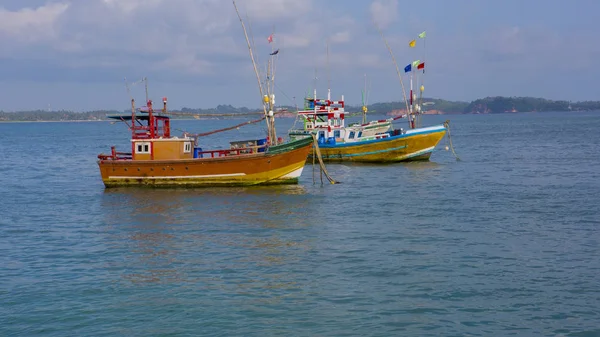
[1,97,599,122]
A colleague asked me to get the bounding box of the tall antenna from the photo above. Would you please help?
[362,73,370,124]
[374,21,410,127]
[326,39,331,101]
[245,11,260,74]
[232,0,274,143]
[144,77,149,102]
[313,68,318,103]
[124,77,132,100]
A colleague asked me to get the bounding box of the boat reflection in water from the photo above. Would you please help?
[100,186,315,303]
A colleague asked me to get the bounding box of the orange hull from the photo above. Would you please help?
[97,138,313,187]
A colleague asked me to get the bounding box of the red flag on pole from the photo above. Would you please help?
[267,34,273,43]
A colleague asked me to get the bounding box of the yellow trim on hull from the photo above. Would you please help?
[98,138,313,188]
[309,130,446,163]
[101,160,307,187]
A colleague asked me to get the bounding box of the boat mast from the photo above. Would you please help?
[313,68,318,114]
[326,39,331,102]
[418,31,427,129]
[362,74,368,124]
[410,69,414,128]
[267,25,278,145]
[374,23,411,129]
[144,77,149,103]
[232,0,275,144]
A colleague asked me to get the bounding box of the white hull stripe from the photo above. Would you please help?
[280,167,304,179]
[108,173,246,179]
[399,146,435,159]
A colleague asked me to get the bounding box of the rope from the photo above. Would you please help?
[443,120,461,161]
[164,111,264,118]
[310,134,338,184]
[312,141,316,184]
[187,116,266,138]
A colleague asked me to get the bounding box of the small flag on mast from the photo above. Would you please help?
[409,39,416,48]
[270,49,279,55]
[412,60,421,68]
[417,62,425,70]
[418,31,426,39]
[404,64,412,73]
[267,34,273,43]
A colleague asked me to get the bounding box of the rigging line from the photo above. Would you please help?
[245,11,259,71]
[326,38,331,97]
[124,77,132,101]
[233,1,272,140]
[273,81,295,106]
[186,116,266,138]
[373,21,410,124]
[163,111,264,117]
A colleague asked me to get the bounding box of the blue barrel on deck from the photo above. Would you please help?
[193,147,203,158]
[327,137,336,145]
[257,138,267,153]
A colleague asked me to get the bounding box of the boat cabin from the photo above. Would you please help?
[100,97,272,161]
[292,92,399,145]
[296,95,346,144]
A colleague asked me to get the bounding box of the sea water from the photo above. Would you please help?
[1,112,599,336]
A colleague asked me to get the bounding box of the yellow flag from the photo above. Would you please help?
[418,31,426,39]
[409,39,416,48]
[412,60,421,68]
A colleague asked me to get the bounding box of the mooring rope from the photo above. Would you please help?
[310,134,338,184]
[443,120,461,161]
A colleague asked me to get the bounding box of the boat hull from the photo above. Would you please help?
[97,137,313,187]
[301,125,446,163]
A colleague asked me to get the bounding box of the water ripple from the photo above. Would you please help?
[1,113,600,336]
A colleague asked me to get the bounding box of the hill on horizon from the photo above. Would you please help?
[1,96,599,122]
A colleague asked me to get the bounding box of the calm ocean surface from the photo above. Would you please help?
[1,112,599,336]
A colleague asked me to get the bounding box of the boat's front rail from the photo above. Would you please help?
[97,146,132,160]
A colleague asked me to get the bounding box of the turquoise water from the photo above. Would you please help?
[1,112,599,336]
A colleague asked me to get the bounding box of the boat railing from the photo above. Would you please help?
[97,146,132,160]
[195,144,267,158]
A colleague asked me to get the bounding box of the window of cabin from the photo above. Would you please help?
[183,142,192,153]
[319,131,325,139]
[357,132,363,138]
[334,130,340,138]
[349,131,355,139]
[136,142,150,154]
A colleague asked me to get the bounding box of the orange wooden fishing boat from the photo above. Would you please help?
[97,97,312,187]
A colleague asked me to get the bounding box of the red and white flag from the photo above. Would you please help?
[267,34,273,43]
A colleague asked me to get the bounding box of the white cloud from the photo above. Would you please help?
[0,0,394,82]
[0,2,69,43]
[369,0,398,29]
[331,31,351,44]
[101,0,164,13]
[158,54,213,74]
[242,0,312,20]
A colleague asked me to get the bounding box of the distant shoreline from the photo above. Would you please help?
[1,110,597,124]
[0,120,110,123]
[1,96,598,122]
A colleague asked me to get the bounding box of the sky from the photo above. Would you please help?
[0,0,599,112]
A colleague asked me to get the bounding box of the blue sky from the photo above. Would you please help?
[0,0,598,111]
